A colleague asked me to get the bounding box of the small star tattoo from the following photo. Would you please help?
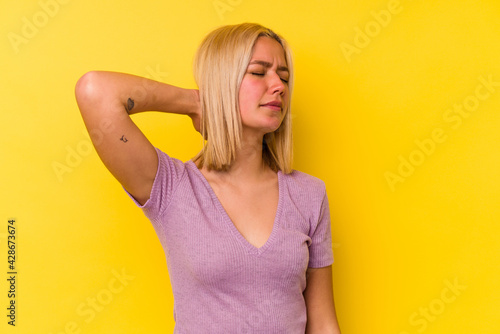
[120,135,128,143]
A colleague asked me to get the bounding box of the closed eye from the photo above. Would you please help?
[251,72,288,84]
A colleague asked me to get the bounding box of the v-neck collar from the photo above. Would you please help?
[187,160,284,255]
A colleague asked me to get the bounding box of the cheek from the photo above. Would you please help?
[239,80,262,111]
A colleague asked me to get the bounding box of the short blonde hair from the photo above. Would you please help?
[192,22,294,174]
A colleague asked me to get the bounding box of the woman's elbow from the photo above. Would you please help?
[75,71,104,106]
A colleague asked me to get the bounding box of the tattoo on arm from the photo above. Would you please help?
[125,98,134,113]
[120,135,128,143]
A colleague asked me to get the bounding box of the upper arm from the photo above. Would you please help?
[75,71,157,205]
[304,265,341,334]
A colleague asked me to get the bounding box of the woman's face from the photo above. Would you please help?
[238,36,290,136]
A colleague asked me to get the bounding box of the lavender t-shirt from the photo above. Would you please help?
[123,147,334,333]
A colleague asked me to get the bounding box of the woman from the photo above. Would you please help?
[75,22,341,333]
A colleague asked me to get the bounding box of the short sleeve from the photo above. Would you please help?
[122,147,186,222]
[308,188,334,268]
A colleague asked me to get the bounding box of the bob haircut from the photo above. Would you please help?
[191,22,294,174]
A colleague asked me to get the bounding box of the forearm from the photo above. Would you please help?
[305,319,341,334]
[75,70,197,117]
[304,266,341,334]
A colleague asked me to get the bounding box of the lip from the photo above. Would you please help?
[261,100,282,111]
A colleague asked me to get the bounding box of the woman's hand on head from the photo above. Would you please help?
[188,89,202,134]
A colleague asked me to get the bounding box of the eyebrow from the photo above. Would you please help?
[249,60,289,73]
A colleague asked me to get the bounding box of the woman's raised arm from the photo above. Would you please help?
[75,71,200,205]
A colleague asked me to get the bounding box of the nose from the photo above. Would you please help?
[269,72,285,96]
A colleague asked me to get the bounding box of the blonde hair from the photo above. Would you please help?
[192,22,294,174]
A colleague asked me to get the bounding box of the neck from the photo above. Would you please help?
[228,135,268,182]
[201,129,273,186]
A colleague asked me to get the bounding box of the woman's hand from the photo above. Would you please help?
[188,89,202,135]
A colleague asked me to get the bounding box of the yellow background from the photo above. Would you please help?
[1,0,499,333]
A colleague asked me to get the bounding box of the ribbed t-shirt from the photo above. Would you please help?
[123,147,334,333]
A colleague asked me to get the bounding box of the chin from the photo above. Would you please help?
[263,124,282,134]
[243,118,283,135]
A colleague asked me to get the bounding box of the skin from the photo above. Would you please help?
[304,266,341,333]
[75,35,340,333]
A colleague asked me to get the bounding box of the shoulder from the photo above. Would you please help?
[151,147,191,191]
[282,168,326,200]
[156,147,189,169]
